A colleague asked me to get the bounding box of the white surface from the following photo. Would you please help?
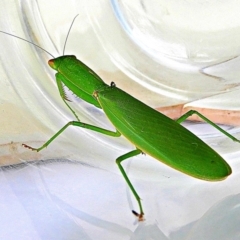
[1,157,240,239]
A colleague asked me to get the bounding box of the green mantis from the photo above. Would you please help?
[1,16,240,221]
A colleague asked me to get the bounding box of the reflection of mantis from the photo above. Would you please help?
[1,16,240,221]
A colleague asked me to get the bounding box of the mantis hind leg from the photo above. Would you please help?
[116,149,144,221]
[176,110,240,143]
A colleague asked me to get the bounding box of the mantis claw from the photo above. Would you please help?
[22,144,37,151]
[132,210,145,221]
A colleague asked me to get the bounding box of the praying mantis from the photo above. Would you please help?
[1,16,239,221]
